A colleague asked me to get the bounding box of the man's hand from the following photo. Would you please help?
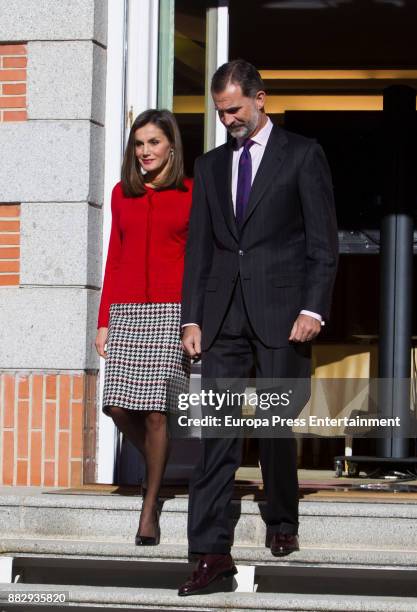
[289,314,321,343]
[95,327,108,358]
[182,325,202,358]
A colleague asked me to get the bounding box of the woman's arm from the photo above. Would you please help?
[97,184,122,329]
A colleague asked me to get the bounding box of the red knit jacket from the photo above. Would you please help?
[97,179,193,328]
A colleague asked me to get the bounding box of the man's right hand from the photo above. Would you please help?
[182,325,202,358]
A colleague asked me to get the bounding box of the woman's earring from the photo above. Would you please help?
[170,149,174,158]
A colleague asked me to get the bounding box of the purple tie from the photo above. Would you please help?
[235,139,254,226]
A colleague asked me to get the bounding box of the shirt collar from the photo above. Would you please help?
[235,116,273,150]
[250,115,273,147]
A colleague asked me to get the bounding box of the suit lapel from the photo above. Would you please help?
[212,141,238,241]
[241,125,288,230]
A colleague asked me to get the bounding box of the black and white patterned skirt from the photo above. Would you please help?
[102,303,190,414]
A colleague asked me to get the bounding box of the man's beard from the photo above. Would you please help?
[227,112,259,139]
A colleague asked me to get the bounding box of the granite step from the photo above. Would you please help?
[1,582,417,611]
[2,538,417,570]
[2,535,417,609]
[1,488,417,550]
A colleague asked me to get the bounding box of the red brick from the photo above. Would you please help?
[0,274,19,285]
[0,69,26,81]
[71,402,83,459]
[0,235,20,245]
[18,376,29,399]
[3,57,27,69]
[44,461,55,486]
[16,460,28,485]
[0,220,19,231]
[0,204,20,217]
[0,45,27,55]
[72,375,84,401]
[45,375,57,399]
[17,401,29,458]
[0,247,19,258]
[59,375,71,429]
[2,431,14,485]
[45,402,56,460]
[2,83,25,95]
[58,431,69,487]
[70,461,82,487]
[0,261,19,272]
[3,111,27,121]
[0,96,26,109]
[32,375,43,429]
[3,374,15,428]
[30,431,42,486]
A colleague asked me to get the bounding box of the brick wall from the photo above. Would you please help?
[0,44,27,122]
[0,204,20,286]
[0,372,98,487]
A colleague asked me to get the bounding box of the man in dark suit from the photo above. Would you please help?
[178,60,338,596]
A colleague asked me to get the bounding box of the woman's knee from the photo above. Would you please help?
[107,405,126,423]
[144,411,167,431]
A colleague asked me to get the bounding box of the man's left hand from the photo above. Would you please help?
[289,314,321,343]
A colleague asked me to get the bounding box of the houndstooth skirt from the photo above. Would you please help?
[102,303,190,414]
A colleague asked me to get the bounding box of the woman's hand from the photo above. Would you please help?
[95,327,109,358]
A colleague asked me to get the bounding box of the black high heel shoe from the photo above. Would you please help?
[135,503,161,546]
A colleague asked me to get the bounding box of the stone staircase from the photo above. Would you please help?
[1,486,417,610]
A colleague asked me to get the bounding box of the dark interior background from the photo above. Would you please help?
[229,0,417,69]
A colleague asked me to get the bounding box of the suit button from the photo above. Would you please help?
[238,250,244,256]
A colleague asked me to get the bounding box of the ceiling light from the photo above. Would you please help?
[263,0,404,8]
[263,0,350,9]
[374,0,404,6]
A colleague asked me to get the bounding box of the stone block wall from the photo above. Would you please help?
[0,0,108,486]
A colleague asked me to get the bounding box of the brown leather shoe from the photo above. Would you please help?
[270,533,299,556]
[178,553,237,596]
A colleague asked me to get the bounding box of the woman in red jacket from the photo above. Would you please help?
[95,109,192,545]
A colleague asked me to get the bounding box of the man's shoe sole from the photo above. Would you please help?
[271,546,299,557]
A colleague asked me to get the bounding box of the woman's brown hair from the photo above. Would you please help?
[121,109,187,197]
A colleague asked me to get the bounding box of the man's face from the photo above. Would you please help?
[212,82,265,139]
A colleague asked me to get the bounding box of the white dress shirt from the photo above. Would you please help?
[184,115,323,327]
[231,116,274,212]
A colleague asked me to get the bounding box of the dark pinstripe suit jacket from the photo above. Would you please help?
[181,124,339,350]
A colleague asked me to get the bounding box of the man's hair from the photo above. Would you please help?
[211,59,265,98]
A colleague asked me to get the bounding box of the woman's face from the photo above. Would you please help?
[134,123,172,179]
